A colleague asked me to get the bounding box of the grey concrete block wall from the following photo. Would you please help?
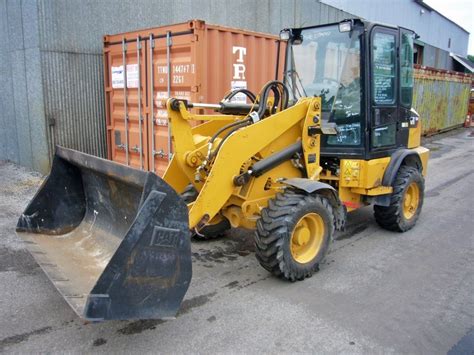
[0,0,49,172]
[10,49,30,166]
[0,0,19,162]
[0,0,353,173]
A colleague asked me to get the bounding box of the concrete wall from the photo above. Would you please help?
[0,0,49,172]
[0,0,353,173]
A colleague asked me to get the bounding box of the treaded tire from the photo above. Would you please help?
[374,165,424,232]
[181,184,198,205]
[254,190,334,281]
[181,184,230,241]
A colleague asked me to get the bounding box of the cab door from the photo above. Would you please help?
[369,27,400,155]
[398,28,415,145]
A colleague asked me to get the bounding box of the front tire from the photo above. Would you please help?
[374,165,424,232]
[255,191,334,281]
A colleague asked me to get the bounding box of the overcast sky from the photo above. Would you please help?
[425,0,474,54]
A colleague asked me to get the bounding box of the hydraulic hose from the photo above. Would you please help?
[209,118,252,145]
[257,81,290,118]
[223,88,257,103]
[197,82,290,180]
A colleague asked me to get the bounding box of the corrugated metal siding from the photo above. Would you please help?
[0,0,357,172]
[3,0,471,174]
[41,51,107,158]
[413,66,471,135]
[321,0,469,56]
[422,43,453,70]
[34,0,354,172]
[295,0,352,26]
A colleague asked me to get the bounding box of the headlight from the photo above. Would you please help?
[338,21,352,33]
[280,30,290,41]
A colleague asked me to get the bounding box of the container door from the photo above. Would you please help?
[147,31,197,176]
[105,37,148,170]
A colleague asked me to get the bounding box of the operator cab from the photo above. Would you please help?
[282,19,416,160]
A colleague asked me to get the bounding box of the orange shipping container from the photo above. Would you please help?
[103,20,285,175]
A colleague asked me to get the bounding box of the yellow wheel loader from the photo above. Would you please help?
[16,19,429,321]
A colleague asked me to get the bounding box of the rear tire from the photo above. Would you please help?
[255,190,334,281]
[181,184,230,240]
[374,165,424,232]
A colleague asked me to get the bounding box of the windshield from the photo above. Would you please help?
[286,24,363,147]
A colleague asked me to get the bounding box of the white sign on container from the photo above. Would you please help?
[111,64,139,88]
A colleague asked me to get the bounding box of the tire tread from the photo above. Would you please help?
[255,191,334,281]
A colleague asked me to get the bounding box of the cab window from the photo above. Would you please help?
[287,25,364,148]
[372,32,396,105]
[400,31,414,107]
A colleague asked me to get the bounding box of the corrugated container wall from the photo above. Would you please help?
[413,65,471,135]
[103,20,285,175]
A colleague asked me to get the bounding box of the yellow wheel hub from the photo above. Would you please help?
[403,182,420,220]
[290,213,325,264]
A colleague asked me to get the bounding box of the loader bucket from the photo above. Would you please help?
[16,146,191,321]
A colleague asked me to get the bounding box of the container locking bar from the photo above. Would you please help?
[122,37,129,166]
[149,34,156,173]
[136,36,144,170]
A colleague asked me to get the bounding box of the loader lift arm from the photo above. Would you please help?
[164,96,323,230]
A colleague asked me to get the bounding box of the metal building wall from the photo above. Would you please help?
[320,0,469,56]
[1,0,353,173]
[421,43,460,71]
